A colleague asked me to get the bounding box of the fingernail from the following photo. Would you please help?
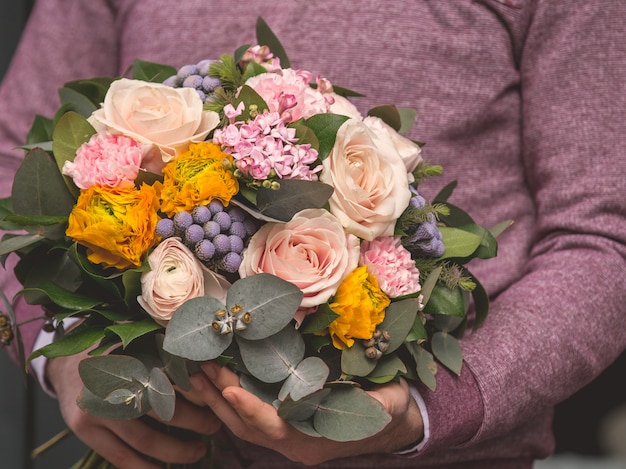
[201,362,218,380]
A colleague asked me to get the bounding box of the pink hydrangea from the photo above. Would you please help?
[213,111,321,181]
[359,236,422,298]
[244,68,329,122]
[62,131,142,189]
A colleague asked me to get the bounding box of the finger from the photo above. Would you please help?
[200,361,241,389]
[105,418,207,464]
[367,378,411,416]
[148,395,222,435]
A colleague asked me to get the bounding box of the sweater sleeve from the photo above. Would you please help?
[418,0,626,458]
[0,0,120,363]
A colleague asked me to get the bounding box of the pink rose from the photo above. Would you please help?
[244,69,329,122]
[359,236,422,298]
[62,131,142,189]
[319,118,412,241]
[89,78,220,173]
[138,237,230,325]
[238,208,360,308]
[363,116,423,174]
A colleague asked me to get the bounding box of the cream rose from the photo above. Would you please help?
[238,208,360,308]
[138,237,230,325]
[328,93,363,120]
[89,78,220,173]
[319,118,412,241]
[363,116,423,174]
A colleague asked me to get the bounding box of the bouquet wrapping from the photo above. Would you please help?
[0,17,507,461]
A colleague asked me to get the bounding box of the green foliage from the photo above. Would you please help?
[131,60,177,83]
[256,16,291,68]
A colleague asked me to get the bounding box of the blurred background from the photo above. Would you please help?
[1,1,625,468]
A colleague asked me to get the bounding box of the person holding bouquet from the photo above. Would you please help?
[1,1,625,468]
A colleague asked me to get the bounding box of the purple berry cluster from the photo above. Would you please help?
[402,189,445,258]
[162,59,222,103]
[155,200,258,273]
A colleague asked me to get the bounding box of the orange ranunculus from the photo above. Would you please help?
[327,265,390,350]
[66,184,160,270]
[157,142,239,216]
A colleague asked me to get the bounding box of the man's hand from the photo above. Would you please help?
[46,352,222,469]
[190,361,424,466]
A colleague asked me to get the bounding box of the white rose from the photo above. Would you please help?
[328,93,363,120]
[89,78,219,173]
[320,118,412,241]
[138,237,230,325]
[363,116,422,174]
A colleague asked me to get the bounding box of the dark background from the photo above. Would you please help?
[1,1,624,468]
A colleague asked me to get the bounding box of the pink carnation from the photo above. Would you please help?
[359,236,422,298]
[62,132,142,189]
[244,68,329,122]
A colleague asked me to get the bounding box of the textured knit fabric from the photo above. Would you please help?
[1,1,625,467]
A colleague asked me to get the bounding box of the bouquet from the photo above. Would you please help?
[0,17,507,466]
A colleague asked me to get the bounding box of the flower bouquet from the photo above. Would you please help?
[0,17,507,466]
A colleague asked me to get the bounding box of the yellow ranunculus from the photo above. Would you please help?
[327,265,390,349]
[66,184,160,270]
[158,142,239,216]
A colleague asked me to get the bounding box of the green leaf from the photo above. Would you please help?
[240,373,283,405]
[132,60,177,83]
[19,281,103,310]
[58,87,98,118]
[288,119,320,151]
[300,303,339,334]
[78,387,148,420]
[232,85,270,120]
[469,273,489,330]
[367,105,402,131]
[241,60,268,82]
[234,43,253,64]
[26,115,54,145]
[106,319,162,349]
[228,273,303,341]
[424,284,466,321]
[431,331,463,376]
[303,114,350,160]
[63,77,114,107]
[489,219,514,238]
[146,367,176,421]
[341,340,377,377]
[456,223,498,260]
[379,298,420,354]
[0,234,45,257]
[420,266,442,305]
[163,296,232,361]
[79,355,150,400]
[433,180,458,203]
[407,342,437,391]
[278,356,329,402]
[278,388,331,422]
[12,148,76,224]
[155,334,191,392]
[237,325,305,383]
[397,107,417,135]
[313,386,391,442]
[438,202,475,227]
[255,180,334,222]
[256,16,291,69]
[28,324,106,361]
[437,226,484,260]
[368,354,407,384]
[405,314,428,343]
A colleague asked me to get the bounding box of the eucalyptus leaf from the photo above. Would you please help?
[26,114,54,145]
[287,419,322,438]
[78,355,150,399]
[58,87,98,118]
[237,325,305,383]
[340,340,377,377]
[255,180,333,222]
[146,367,176,421]
[256,16,291,68]
[78,387,148,420]
[278,388,331,422]
[63,77,114,106]
[163,296,232,361]
[313,386,392,442]
[368,354,407,384]
[303,114,350,160]
[106,319,162,349]
[240,373,283,405]
[431,331,463,376]
[155,334,191,392]
[300,303,339,334]
[420,266,442,305]
[405,314,427,343]
[278,356,329,402]
[378,298,420,354]
[227,273,303,341]
[407,342,437,391]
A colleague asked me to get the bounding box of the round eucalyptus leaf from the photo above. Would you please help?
[163,297,232,361]
[313,387,392,442]
[379,298,420,354]
[287,419,322,438]
[278,388,331,422]
[368,354,407,384]
[78,355,149,399]
[146,367,176,421]
[104,388,136,406]
[78,387,148,420]
[341,340,376,377]
[227,274,303,341]
[278,357,329,402]
[240,373,283,405]
[155,334,191,392]
[407,342,437,391]
[431,331,463,376]
[237,325,305,383]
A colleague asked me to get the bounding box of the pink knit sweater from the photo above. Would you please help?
[1,1,625,467]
